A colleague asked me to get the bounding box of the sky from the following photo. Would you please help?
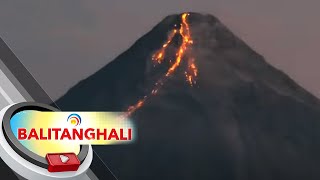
[0,0,319,100]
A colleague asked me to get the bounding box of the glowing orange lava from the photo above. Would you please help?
[185,58,198,86]
[152,29,178,64]
[125,13,198,117]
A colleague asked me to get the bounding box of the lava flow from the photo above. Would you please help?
[126,13,198,117]
[152,29,178,64]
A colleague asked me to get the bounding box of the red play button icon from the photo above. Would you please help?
[46,153,80,172]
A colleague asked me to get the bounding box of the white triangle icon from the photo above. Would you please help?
[59,154,69,163]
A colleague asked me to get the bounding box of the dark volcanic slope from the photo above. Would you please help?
[56,13,320,180]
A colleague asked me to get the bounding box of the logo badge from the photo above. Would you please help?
[46,153,80,172]
[67,113,81,126]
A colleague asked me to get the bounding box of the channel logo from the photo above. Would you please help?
[67,113,81,126]
[12,111,136,149]
[0,102,94,178]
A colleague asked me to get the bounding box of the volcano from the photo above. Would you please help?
[56,13,320,180]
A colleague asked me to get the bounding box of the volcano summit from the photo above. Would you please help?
[56,12,320,180]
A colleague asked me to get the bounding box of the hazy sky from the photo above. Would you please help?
[0,0,319,100]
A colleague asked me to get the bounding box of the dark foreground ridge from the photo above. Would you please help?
[56,12,320,180]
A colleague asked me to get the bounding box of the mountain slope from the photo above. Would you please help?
[56,12,320,180]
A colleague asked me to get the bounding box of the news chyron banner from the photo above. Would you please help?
[10,111,136,157]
